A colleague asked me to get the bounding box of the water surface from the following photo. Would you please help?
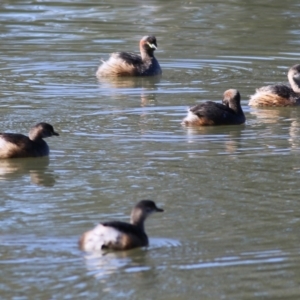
[1,0,300,299]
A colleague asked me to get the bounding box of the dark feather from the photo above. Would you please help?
[259,84,298,99]
[101,221,146,238]
[114,52,143,66]
[0,133,29,146]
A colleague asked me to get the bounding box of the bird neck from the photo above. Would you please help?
[228,101,243,115]
[288,73,300,93]
[140,47,154,60]
[29,129,42,141]
[290,80,300,93]
[130,209,146,231]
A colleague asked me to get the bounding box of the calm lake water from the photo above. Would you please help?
[1,0,300,299]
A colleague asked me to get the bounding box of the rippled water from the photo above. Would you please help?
[1,0,300,299]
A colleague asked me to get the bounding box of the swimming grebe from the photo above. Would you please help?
[79,200,164,252]
[182,89,245,126]
[96,36,162,77]
[0,122,59,159]
[249,64,300,107]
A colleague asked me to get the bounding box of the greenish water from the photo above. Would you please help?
[1,0,300,299]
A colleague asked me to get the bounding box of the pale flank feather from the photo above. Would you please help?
[80,224,121,252]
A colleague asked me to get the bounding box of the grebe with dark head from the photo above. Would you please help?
[96,36,162,77]
[79,200,164,252]
[182,89,245,126]
[0,122,59,159]
[249,64,300,107]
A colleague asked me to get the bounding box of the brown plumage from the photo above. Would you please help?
[0,122,59,159]
[182,89,245,126]
[96,36,162,77]
[249,64,300,107]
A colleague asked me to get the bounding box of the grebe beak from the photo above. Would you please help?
[147,42,157,49]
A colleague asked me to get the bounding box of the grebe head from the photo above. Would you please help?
[29,123,59,141]
[130,200,163,227]
[223,89,241,107]
[288,64,300,93]
[140,36,158,57]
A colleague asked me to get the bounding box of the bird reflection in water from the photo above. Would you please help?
[250,107,300,150]
[81,237,179,280]
[82,248,148,279]
[0,156,56,187]
[183,125,245,155]
[97,76,161,107]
